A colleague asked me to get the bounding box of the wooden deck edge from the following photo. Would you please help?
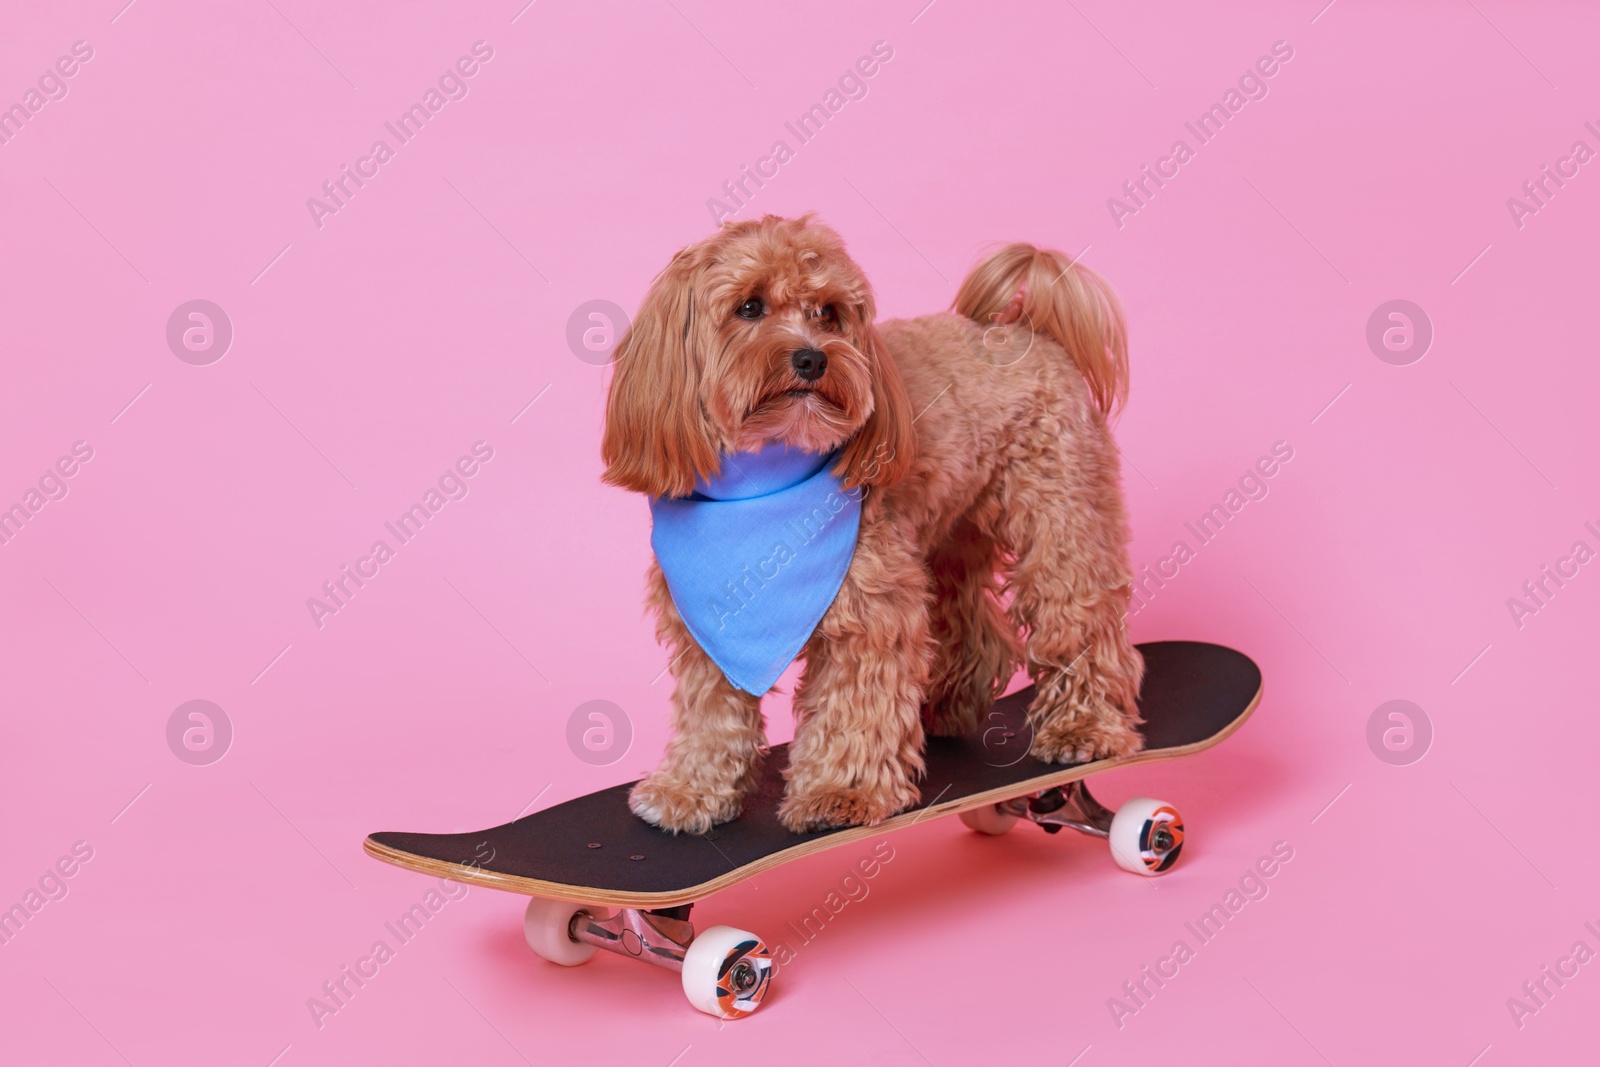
[363,681,1263,908]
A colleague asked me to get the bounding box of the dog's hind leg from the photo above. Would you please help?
[923,517,1020,737]
[999,430,1144,764]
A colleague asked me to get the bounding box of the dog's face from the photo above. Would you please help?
[602,215,913,498]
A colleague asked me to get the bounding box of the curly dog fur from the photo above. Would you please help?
[602,215,1144,834]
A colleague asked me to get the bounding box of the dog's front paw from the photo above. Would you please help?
[629,773,742,835]
[1029,710,1143,765]
[778,783,918,833]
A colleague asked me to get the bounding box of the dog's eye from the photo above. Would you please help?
[736,297,764,320]
[805,304,839,329]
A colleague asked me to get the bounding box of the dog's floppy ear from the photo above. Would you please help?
[835,318,914,490]
[601,251,720,498]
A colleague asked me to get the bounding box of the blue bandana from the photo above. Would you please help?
[650,444,862,695]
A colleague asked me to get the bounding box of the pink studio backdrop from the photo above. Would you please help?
[2,1,1596,1064]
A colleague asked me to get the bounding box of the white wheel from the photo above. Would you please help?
[681,925,773,1019]
[958,803,1018,835]
[1109,797,1184,876]
[523,897,611,966]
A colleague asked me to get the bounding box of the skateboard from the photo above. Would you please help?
[364,640,1261,1018]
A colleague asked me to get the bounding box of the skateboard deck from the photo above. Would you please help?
[365,641,1261,907]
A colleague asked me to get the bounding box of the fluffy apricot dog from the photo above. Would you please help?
[602,215,1143,834]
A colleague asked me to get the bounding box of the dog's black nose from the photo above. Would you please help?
[791,348,827,382]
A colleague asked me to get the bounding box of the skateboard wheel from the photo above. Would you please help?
[1109,797,1184,876]
[524,897,611,966]
[681,925,773,1019]
[958,803,1018,835]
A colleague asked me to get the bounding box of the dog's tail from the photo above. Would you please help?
[953,244,1129,417]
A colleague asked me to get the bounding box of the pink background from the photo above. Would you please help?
[3,1,1596,1063]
